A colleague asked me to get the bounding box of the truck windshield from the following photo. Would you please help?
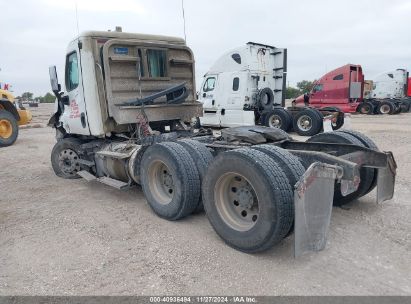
[203,77,216,92]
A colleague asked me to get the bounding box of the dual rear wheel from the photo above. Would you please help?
[261,107,327,136]
[141,139,305,252]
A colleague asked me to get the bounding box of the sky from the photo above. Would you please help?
[0,0,410,96]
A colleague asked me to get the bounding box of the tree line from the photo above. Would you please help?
[18,92,56,103]
[285,80,315,99]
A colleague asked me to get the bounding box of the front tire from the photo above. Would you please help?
[51,138,82,179]
[0,109,19,147]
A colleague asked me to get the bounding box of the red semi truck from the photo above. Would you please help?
[293,64,411,114]
[293,64,364,113]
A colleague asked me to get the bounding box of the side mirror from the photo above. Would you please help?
[49,66,61,93]
[202,93,206,98]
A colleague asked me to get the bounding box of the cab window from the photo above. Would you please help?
[333,74,344,80]
[203,77,216,92]
[66,52,79,91]
[232,77,239,91]
[312,84,323,93]
[147,49,167,78]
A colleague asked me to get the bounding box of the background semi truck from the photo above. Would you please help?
[362,69,411,114]
[293,65,411,115]
[0,89,32,147]
[198,43,345,136]
[48,28,396,256]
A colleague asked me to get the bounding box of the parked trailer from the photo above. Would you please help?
[197,43,345,136]
[293,64,410,115]
[48,28,396,256]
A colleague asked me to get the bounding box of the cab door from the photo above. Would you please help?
[198,75,220,126]
[220,72,253,126]
[60,41,90,135]
[199,75,218,110]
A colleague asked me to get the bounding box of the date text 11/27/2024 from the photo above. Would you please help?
[149,296,257,303]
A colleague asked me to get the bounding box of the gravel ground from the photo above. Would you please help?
[0,104,410,295]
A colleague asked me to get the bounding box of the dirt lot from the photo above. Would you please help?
[0,104,410,295]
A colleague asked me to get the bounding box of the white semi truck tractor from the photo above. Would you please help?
[364,69,411,114]
[48,28,397,256]
[197,43,346,136]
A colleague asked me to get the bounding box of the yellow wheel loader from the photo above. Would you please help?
[0,89,32,147]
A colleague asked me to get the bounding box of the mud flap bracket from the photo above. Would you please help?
[294,162,341,258]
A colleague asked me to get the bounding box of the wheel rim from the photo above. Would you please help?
[297,115,312,131]
[214,172,259,231]
[147,160,174,205]
[268,114,282,128]
[58,148,80,177]
[0,119,13,139]
[380,104,390,114]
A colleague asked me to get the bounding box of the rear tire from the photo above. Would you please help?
[337,130,379,195]
[357,102,374,115]
[252,145,305,237]
[393,103,402,114]
[306,132,375,206]
[51,137,82,179]
[377,101,395,115]
[261,108,292,131]
[176,139,213,213]
[292,108,323,136]
[202,148,293,252]
[0,109,19,147]
[140,142,200,220]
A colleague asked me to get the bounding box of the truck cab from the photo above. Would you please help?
[369,69,409,99]
[198,42,287,127]
[49,28,202,138]
[294,64,364,113]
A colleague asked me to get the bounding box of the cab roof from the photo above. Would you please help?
[77,30,186,45]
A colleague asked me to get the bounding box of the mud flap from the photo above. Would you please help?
[294,163,341,258]
[377,152,397,203]
[342,113,352,130]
